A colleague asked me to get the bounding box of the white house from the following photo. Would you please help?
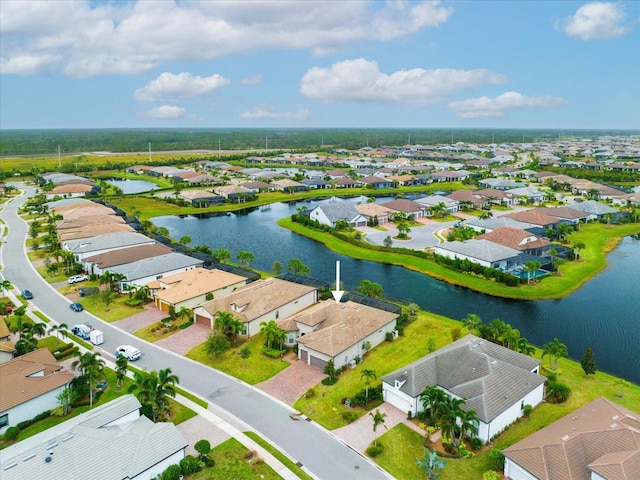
[281,300,398,370]
[309,203,367,228]
[381,335,546,443]
[434,239,523,270]
[0,395,187,480]
[0,349,74,434]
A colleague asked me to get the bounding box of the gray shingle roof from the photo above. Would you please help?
[436,239,522,262]
[65,232,155,254]
[566,200,619,215]
[464,216,538,231]
[382,335,544,422]
[107,253,203,281]
[314,203,361,223]
[0,395,187,480]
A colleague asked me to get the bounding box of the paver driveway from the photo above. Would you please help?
[257,357,326,406]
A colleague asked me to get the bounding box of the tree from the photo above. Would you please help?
[546,381,571,403]
[439,395,467,449]
[542,337,568,370]
[430,202,447,218]
[324,359,337,381]
[194,439,211,460]
[205,332,230,357]
[272,260,284,276]
[369,409,387,447]
[407,303,420,317]
[47,322,69,348]
[129,368,179,422]
[212,248,231,263]
[260,320,286,350]
[548,248,558,273]
[287,258,310,276]
[71,352,106,408]
[179,235,192,246]
[361,369,377,403]
[478,211,493,220]
[416,449,447,480]
[214,311,243,340]
[9,305,28,333]
[115,354,129,390]
[56,386,78,416]
[572,241,585,260]
[0,279,12,297]
[396,220,412,239]
[236,250,255,268]
[176,306,192,324]
[358,279,383,298]
[581,346,597,376]
[523,260,541,284]
[462,313,482,334]
[419,386,447,425]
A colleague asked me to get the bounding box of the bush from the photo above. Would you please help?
[180,455,202,475]
[262,346,286,358]
[385,331,394,342]
[483,471,500,480]
[16,410,51,430]
[366,444,383,457]
[160,464,182,480]
[4,426,19,441]
[489,448,505,470]
[342,411,359,423]
[321,376,338,386]
[305,388,315,399]
[470,437,484,451]
[194,439,211,458]
[523,404,533,417]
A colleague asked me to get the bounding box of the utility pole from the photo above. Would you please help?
[58,145,61,168]
[148,142,151,162]
[218,139,221,158]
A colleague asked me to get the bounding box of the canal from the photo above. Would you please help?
[153,199,640,384]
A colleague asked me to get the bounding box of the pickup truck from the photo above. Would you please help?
[71,323,92,340]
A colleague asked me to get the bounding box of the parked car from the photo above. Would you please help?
[21,289,33,300]
[70,302,84,312]
[68,274,89,284]
[79,287,99,297]
[115,345,141,361]
[71,323,92,339]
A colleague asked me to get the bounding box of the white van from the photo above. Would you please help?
[115,345,141,361]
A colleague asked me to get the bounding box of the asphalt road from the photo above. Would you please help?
[0,184,393,480]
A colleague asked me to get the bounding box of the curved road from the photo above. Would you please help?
[0,185,392,480]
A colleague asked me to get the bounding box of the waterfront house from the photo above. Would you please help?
[380,199,426,219]
[309,203,367,228]
[434,239,523,270]
[83,243,173,275]
[64,232,157,262]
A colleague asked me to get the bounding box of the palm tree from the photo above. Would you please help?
[214,310,243,340]
[16,327,39,355]
[523,260,541,284]
[361,369,377,403]
[47,322,69,348]
[236,251,255,268]
[419,386,447,425]
[462,313,482,334]
[396,220,412,238]
[478,211,493,220]
[455,408,479,448]
[572,241,585,260]
[115,354,129,390]
[260,320,280,349]
[71,352,106,408]
[369,409,387,447]
[212,248,231,263]
[9,305,28,333]
[176,306,192,324]
[542,337,568,370]
[439,395,467,449]
[287,258,310,276]
[416,449,447,480]
[516,337,536,356]
[0,279,12,297]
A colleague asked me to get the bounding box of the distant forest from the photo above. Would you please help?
[1,128,638,157]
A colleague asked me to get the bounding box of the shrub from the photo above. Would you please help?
[546,371,557,382]
[407,410,412,420]
[16,410,51,430]
[489,448,505,470]
[547,381,571,403]
[342,411,359,423]
[366,444,384,457]
[321,376,338,386]
[470,437,484,451]
[4,426,19,441]
[459,444,474,458]
[451,326,462,341]
[160,464,182,480]
[305,388,315,399]
[194,439,211,458]
[261,346,285,358]
[180,455,202,475]
[483,471,500,480]
[385,331,394,342]
[523,404,533,417]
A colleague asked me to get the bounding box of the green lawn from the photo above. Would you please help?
[186,332,289,385]
[187,438,281,480]
[278,218,640,300]
[294,311,460,430]
[243,431,314,480]
[69,290,147,322]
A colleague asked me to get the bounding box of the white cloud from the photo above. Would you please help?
[559,2,630,40]
[0,54,60,75]
[300,58,507,105]
[139,104,195,120]
[240,107,311,120]
[241,74,263,85]
[1,0,454,78]
[448,91,567,119]
[134,72,230,102]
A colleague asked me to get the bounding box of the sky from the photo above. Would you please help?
[0,0,639,130]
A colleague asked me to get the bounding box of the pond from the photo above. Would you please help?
[106,178,158,194]
[152,201,640,384]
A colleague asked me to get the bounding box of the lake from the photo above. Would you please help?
[153,200,640,384]
[106,178,158,194]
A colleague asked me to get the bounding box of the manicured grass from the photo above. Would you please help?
[244,431,315,480]
[37,335,71,353]
[35,265,67,283]
[133,320,191,342]
[175,387,208,409]
[32,311,50,323]
[187,438,281,480]
[186,333,289,385]
[73,291,146,322]
[294,311,460,429]
[278,218,640,300]
[168,397,197,425]
[373,424,430,480]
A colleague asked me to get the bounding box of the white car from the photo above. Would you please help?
[68,274,89,284]
[115,345,141,361]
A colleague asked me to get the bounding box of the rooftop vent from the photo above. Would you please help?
[23,454,36,462]
[561,435,570,442]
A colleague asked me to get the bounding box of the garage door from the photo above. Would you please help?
[310,355,327,370]
[194,314,211,326]
[300,350,308,363]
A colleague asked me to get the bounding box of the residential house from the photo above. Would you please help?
[358,176,394,190]
[45,183,94,200]
[214,185,252,200]
[0,317,15,363]
[105,253,204,291]
[475,188,516,207]
[477,178,525,190]
[54,203,117,220]
[380,199,426,219]
[475,227,552,255]
[82,244,173,275]
[239,180,273,193]
[430,170,470,182]
[507,186,547,204]
[300,178,330,189]
[184,173,220,186]
[463,216,540,234]
[178,189,223,206]
[503,210,561,233]
[0,348,74,434]
[192,278,317,336]
[309,203,367,228]
[503,397,640,480]
[355,203,393,225]
[447,190,488,210]
[434,239,523,270]
[382,334,545,442]
[56,215,126,231]
[64,232,157,262]
[270,179,307,192]
[388,175,417,187]
[534,206,590,225]
[57,223,135,243]
[0,395,187,480]
[415,195,459,214]
[283,300,398,370]
[149,268,248,312]
[335,177,360,189]
[565,200,621,221]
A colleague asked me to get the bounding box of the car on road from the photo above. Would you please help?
[69,302,84,312]
[71,323,92,339]
[79,286,99,297]
[68,274,89,284]
[21,289,33,300]
[115,345,141,361]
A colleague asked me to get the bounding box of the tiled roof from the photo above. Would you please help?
[313,203,361,223]
[107,253,203,281]
[83,244,173,269]
[535,206,590,220]
[58,204,116,219]
[475,226,551,250]
[504,210,560,227]
[355,203,392,217]
[503,397,640,480]
[56,215,125,230]
[382,335,544,423]
[294,300,398,357]
[65,232,155,254]
[435,239,522,262]
[200,278,316,323]
[0,348,74,411]
[154,268,247,304]
[380,199,425,213]
[57,223,135,241]
[50,183,93,194]
[565,200,619,215]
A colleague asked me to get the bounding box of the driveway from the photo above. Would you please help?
[155,321,211,355]
[112,304,167,333]
[364,220,457,250]
[257,357,326,406]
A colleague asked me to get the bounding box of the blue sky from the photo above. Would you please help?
[1,0,638,130]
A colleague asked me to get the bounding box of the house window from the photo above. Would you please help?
[275,311,279,319]
[242,326,247,335]
[521,400,525,410]
[288,334,295,344]
[0,413,8,428]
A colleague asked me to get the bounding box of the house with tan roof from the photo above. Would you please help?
[214,185,252,199]
[282,300,398,370]
[57,203,117,220]
[475,227,552,254]
[57,222,135,242]
[447,190,489,210]
[0,348,74,434]
[503,397,640,480]
[0,395,187,480]
[355,203,393,225]
[178,189,223,206]
[56,214,126,231]
[270,179,307,192]
[192,278,317,336]
[382,335,545,442]
[380,199,426,219]
[149,268,248,312]
[534,206,590,225]
[45,183,94,200]
[503,210,561,231]
[83,243,173,274]
[0,317,15,364]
